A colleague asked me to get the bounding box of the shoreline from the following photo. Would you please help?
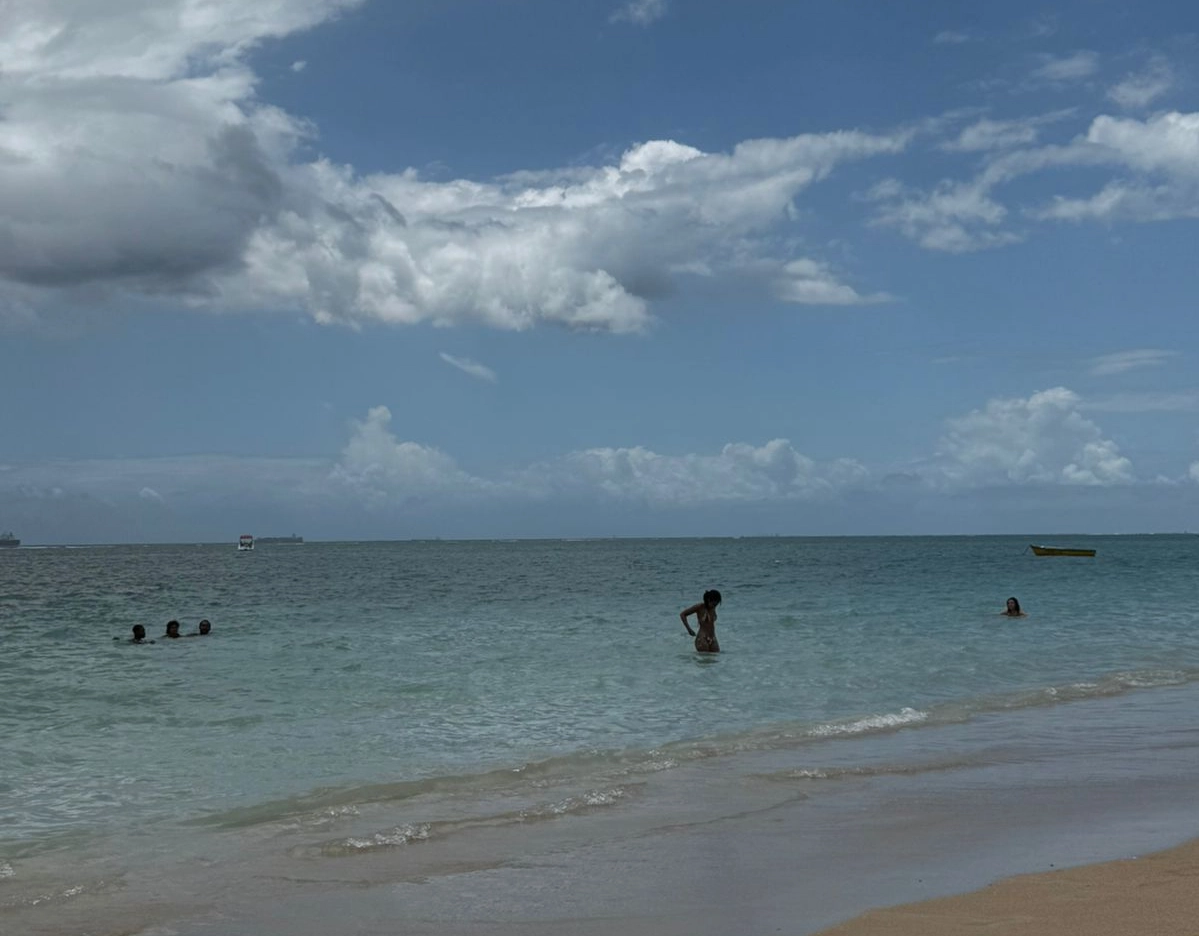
[8,684,1199,936]
[104,687,1199,935]
[815,836,1199,936]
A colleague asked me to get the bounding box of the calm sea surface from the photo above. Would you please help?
[2,535,1199,931]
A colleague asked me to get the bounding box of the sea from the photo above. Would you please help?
[3,535,1199,936]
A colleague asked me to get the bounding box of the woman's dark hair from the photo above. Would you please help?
[1006,597,1021,613]
[703,589,722,606]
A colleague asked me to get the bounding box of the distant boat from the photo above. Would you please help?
[257,534,303,545]
[1030,544,1096,557]
[0,531,19,548]
[238,534,255,551]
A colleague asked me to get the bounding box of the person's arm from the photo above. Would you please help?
[680,604,701,636]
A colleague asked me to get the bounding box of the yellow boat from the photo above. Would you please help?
[1030,544,1096,557]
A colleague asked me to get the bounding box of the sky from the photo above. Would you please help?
[2,0,1199,542]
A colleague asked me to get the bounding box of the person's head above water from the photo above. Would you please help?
[198,619,211,635]
[164,619,181,638]
[1004,597,1023,615]
[703,589,722,608]
[131,624,146,641]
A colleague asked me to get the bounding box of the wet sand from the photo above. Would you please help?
[817,837,1199,936]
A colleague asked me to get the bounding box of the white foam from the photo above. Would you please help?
[342,823,431,851]
[809,708,929,738]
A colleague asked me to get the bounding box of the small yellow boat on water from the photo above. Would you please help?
[1029,544,1096,557]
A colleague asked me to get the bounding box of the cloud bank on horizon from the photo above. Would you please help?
[2,385,1181,539]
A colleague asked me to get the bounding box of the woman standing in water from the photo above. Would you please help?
[1001,597,1027,617]
[680,589,722,653]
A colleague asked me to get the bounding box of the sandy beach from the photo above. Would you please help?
[817,837,1199,936]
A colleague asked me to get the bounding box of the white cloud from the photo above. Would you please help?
[535,440,869,505]
[934,387,1134,487]
[0,0,908,333]
[943,118,1040,153]
[1036,111,1199,223]
[291,60,308,73]
[2,392,1186,539]
[1190,462,1199,483]
[610,0,668,26]
[328,406,487,503]
[1107,56,1174,110]
[773,259,890,305]
[1088,349,1177,376]
[941,110,1074,153]
[328,409,870,506]
[933,30,971,45]
[866,178,1022,253]
[1031,51,1100,83]
[1074,111,1199,177]
[439,352,497,382]
[876,109,1199,249]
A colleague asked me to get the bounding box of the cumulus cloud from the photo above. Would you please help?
[933,387,1134,487]
[325,408,869,507]
[328,406,487,504]
[773,259,890,305]
[1036,112,1199,222]
[0,0,906,333]
[610,0,668,25]
[531,440,869,505]
[439,352,497,382]
[2,391,1184,540]
[1089,348,1177,376]
[1107,56,1174,110]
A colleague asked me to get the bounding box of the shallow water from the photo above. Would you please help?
[2,535,1198,932]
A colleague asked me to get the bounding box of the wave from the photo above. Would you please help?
[191,665,1199,834]
[290,784,637,859]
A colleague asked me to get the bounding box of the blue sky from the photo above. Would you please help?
[2,0,1199,542]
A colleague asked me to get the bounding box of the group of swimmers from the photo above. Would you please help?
[680,590,1029,654]
[116,619,212,643]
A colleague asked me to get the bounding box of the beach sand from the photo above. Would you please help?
[817,837,1199,936]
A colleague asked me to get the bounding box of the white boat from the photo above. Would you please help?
[238,534,255,551]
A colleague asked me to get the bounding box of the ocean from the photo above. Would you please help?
[3,535,1199,935]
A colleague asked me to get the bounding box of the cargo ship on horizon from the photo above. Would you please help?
[0,532,20,548]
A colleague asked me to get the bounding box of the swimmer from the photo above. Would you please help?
[115,624,154,644]
[1001,597,1027,617]
[187,619,211,637]
[164,619,181,639]
[680,589,722,653]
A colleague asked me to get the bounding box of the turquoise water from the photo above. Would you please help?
[3,535,1199,931]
